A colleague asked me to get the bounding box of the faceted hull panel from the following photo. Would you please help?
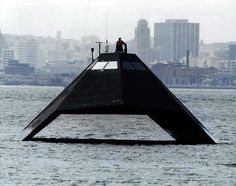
[58,70,123,112]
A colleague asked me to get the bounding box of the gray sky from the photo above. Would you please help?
[0,0,235,43]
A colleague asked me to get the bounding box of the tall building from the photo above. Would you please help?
[154,19,199,63]
[15,39,38,67]
[134,19,151,63]
[135,19,150,49]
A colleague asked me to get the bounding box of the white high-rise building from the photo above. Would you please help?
[154,19,199,63]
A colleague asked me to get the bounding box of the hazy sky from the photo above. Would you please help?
[0,0,235,43]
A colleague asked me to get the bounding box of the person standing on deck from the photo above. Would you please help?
[116,37,127,53]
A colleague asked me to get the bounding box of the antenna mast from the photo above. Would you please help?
[106,11,108,42]
[105,11,109,53]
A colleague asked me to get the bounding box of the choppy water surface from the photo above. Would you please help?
[0,86,235,185]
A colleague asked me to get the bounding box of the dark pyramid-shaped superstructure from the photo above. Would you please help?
[22,52,216,144]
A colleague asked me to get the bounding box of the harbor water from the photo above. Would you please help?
[0,86,235,185]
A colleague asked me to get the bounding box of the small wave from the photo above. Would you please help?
[222,163,236,168]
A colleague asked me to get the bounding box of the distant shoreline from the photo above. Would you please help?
[0,84,236,90]
[168,86,236,90]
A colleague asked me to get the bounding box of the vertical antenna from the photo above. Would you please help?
[106,11,108,42]
[105,11,109,53]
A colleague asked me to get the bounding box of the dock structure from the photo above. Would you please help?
[22,52,216,144]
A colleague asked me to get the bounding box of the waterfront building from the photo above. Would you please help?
[229,44,236,63]
[151,63,217,87]
[229,44,236,75]
[4,59,35,75]
[15,39,38,67]
[154,19,199,63]
[0,30,8,66]
[42,60,85,75]
[3,49,14,66]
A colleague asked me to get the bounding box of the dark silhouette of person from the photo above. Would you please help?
[116,37,127,53]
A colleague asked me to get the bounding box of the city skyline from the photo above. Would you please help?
[0,0,236,43]
[0,17,236,87]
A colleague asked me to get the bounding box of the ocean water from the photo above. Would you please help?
[0,86,235,185]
